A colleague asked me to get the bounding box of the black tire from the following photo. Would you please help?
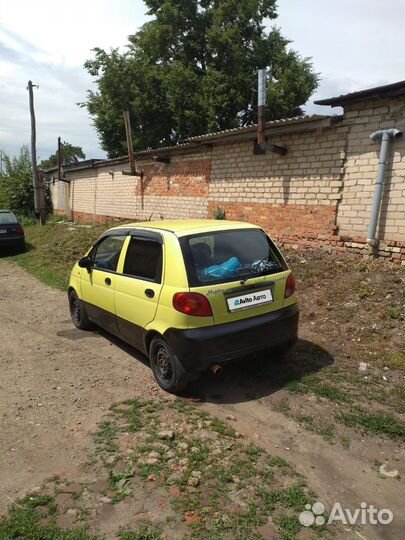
[149,337,189,394]
[69,289,92,330]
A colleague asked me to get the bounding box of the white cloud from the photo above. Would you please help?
[274,0,405,114]
[0,0,148,159]
[0,0,404,159]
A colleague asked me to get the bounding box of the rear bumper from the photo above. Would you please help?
[164,304,299,372]
[0,235,25,247]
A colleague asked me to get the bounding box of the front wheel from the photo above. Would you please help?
[69,290,92,330]
[149,337,189,394]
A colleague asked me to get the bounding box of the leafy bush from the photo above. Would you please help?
[0,145,51,217]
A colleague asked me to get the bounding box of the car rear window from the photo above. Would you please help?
[179,228,287,287]
[0,211,17,224]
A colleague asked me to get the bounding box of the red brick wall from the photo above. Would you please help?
[50,96,405,264]
[208,201,337,239]
[138,159,210,198]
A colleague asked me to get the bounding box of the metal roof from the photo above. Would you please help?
[56,114,335,173]
[314,80,405,107]
[186,114,330,142]
[42,159,105,174]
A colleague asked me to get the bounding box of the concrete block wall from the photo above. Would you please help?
[338,98,405,242]
[50,95,405,262]
[208,127,346,245]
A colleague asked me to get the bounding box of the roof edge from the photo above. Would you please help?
[314,80,405,107]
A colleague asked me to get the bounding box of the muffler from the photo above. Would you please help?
[210,364,223,375]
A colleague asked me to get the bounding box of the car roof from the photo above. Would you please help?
[111,219,259,236]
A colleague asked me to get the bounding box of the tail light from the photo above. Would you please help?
[16,225,24,235]
[173,292,213,317]
[285,273,296,298]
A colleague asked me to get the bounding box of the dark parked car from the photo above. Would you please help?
[0,210,25,251]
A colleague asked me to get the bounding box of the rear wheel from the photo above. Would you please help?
[69,290,91,330]
[149,337,189,394]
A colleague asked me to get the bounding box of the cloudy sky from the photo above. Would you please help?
[0,0,404,161]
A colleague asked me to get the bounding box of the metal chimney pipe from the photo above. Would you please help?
[257,69,266,145]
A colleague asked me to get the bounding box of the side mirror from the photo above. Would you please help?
[78,256,92,269]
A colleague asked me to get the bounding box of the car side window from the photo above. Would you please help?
[123,237,163,283]
[92,235,125,271]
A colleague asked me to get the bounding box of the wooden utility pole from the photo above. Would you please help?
[122,110,136,175]
[27,80,46,224]
[57,136,62,182]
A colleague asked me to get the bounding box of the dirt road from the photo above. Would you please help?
[0,260,403,539]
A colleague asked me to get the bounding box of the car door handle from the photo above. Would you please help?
[145,288,155,298]
[105,277,112,286]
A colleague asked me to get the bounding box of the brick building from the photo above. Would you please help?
[49,81,405,262]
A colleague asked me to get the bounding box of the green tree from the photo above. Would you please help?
[39,141,86,170]
[0,146,35,216]
[83,0,319,157]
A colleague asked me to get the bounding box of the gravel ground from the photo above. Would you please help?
[0,259,403,540]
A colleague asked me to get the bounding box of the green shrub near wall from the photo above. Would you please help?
[0,145,51,217]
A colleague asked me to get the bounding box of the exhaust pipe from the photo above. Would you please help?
[210,364,223,375]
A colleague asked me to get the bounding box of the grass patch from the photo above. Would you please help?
[286,374,348,403]
[92,398,316,540]
[319,424,335,443]
[275,514,302,540]
[380,351,405,371]
[336,409,405,440]
[94,420,119,453]
[8,221,122,289]
[118,523,162,540]
[0,493,98,540]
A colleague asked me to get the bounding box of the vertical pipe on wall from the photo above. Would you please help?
[367,128,402,246]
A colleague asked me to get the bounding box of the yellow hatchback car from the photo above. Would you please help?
[68,220,298,393]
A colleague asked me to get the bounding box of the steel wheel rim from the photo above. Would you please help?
[70,296,80,324]
[155,345,173,383]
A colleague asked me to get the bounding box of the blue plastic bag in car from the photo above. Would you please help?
[201,257,241,280]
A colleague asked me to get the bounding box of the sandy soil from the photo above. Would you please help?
[0,260,403,540]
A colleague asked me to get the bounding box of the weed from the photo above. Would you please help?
[94,420,119,453]
[381,351,405,371]
[319,424,335,443]
[268,456,289,468]
[209,416,237,438]
[296,415,314,428]
[286,374,348,403]
[90,398,316,539]
[118,523,162,540]
[387,306,404,320]
[337,409,405,440]
[0,493,99,540]
[275,514,302,540]
[275,397,291,413]
[340,436,351,449]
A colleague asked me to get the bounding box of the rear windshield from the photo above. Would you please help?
[0,211,17,224]
[179,228,287,287]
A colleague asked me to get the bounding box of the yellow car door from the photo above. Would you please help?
[114,231,164,351]
[80,233,126,334]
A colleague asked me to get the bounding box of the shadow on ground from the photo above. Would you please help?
[64,326,334,405]
[0,242,33,257]
[184,339,334,404]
